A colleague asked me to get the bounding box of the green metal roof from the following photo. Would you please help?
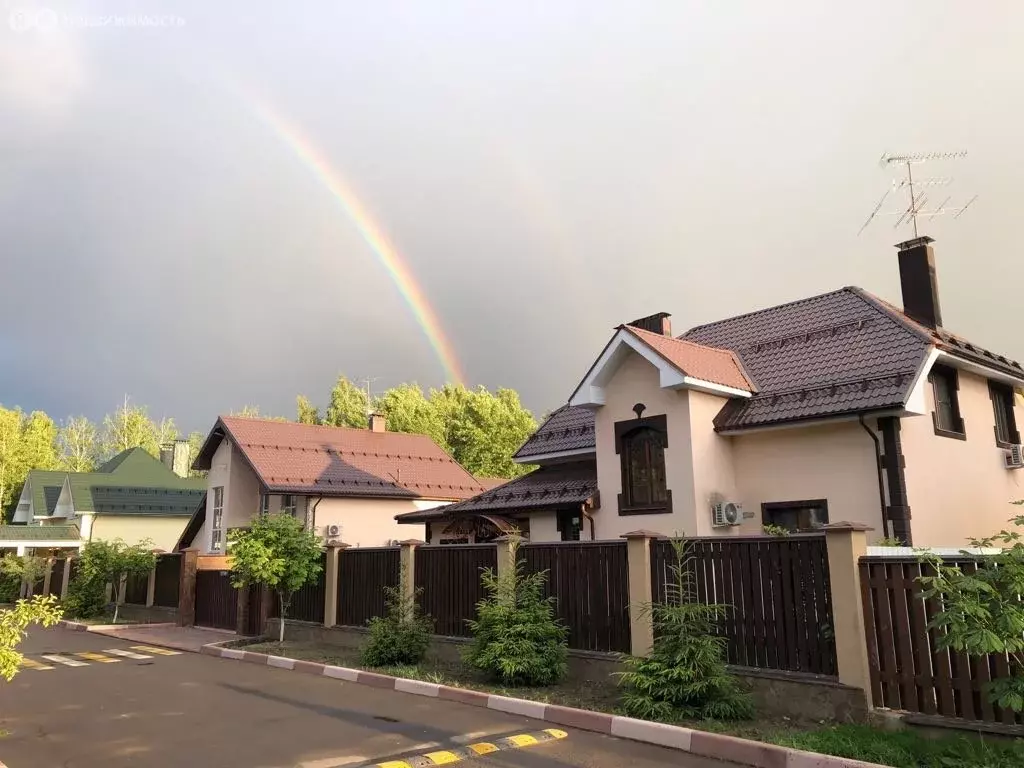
[24,448,205,518]
[89,487,204,516]
[0,524,80,541]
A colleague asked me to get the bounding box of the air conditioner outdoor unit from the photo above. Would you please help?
[326,524,342,538]
[1005,445,1024,469]
[711,501,743,527]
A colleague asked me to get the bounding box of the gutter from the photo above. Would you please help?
[858,414,889,539]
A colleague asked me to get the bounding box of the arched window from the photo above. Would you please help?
[615,414,671,514]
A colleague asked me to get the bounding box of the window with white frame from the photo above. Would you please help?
[211,486,224,551]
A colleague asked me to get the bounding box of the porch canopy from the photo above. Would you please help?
[0,524,82,553]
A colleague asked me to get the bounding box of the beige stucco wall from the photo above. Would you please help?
[593,350,698,539]
[901,368,1024,546]
[90,515,189,552]
[528,510,562,542]
[688,390,741,537]
[200,439,261,553]
[732,420,885,538]
[313,497,428,547]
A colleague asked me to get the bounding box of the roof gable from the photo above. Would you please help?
[196,416,484,501]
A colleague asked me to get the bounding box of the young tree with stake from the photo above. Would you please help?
[229,512,322,643]
[77,539,157,624]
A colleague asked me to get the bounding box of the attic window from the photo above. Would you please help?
[989,382,1020,448]
[614,414,672,516]
[929,364,965,439]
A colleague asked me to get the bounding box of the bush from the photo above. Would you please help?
[62,575,107,619]
[464,538,568,687]
[0,561,20,603]
[361,576,432,668]
[618,538,753,721]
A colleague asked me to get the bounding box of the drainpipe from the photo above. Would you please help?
[859,414,889,538]
[581,503,596,541]
[310,496,323,532]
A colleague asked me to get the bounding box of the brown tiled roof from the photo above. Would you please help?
[513,405,595,460]
[623,325,756,392]
[683,288,931,430]
[396,461,597,522]
[194,417,484,501]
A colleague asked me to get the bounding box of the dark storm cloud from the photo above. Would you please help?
[3,1,1024,432]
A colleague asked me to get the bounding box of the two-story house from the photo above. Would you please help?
[408,236,1024,547]
[178,414,486,552]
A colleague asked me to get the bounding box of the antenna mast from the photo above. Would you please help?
[858,151,977,236]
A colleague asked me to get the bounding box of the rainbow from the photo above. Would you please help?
[241,92,465,386]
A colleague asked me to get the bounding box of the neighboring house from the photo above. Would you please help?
[407,236,1024,547]
[4,441,204,553]
[178,414,486,553]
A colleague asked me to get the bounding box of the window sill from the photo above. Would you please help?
[618,505,672,516]
[996,439,1017,450]
[933,426,966,441]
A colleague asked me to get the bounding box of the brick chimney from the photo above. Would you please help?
[897,236,942,329]
[369,413,387,433]
[161,439,191,478]
[627,312,672,336]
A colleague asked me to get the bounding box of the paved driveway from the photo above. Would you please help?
[0,626,728,768]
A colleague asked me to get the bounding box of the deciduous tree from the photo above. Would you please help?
[58,416,99,472]
[324,376,369,428]
[0,596,62,681]
[296,395,321,425]
[77,538,157,624]
[99,396,163,459]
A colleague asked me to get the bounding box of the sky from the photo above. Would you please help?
[2,1,1024,433]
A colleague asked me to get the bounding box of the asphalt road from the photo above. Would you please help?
[0,626,729,768]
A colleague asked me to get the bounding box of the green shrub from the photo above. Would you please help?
[465,538,567,687]
[361,576,432,668]
[62,575,107,619]
[0,561,20,603]
[618,538,753,721]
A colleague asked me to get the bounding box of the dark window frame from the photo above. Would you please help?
[555,509,583,541]
[989,381,1020,448]
[761,499,830,533]
[929,364,966,440]
[614,414,672,516]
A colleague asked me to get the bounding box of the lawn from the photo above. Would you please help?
[238,639,1024,767]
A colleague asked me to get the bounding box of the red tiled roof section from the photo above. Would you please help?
[623,325,756,393]
[220,417,484,501]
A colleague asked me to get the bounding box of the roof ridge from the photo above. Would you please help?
[681,287,853,338]
[623,324,757,392]
[220,414,435,441]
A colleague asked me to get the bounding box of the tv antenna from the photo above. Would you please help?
[858,151,977,238]
[360,377,380,415]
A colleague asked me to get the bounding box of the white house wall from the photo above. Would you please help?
[313,496,427,547]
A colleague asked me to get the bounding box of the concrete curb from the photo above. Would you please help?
[199,642,883,768]
[59,620,176,632]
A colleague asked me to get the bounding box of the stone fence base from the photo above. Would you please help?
[264,619,867,723]
[117,604,179,624]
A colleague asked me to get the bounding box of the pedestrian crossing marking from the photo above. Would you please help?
[129,645,180,656]
[75,652,119,663]
[41,654,88,667]
[103,648,152,660]
[19,657,54,670]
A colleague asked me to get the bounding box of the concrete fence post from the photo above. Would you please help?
[178,548,199,627]
[323,543,349,628]
[495,536,517,579]
[399,540,422,602]
[622,530,658,658]
[42,558,54,597]
[61,556,74,598]
[823,521,874,706]
[116,574,127,606]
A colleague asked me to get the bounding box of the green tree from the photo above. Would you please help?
[58,416,99,472]
[229,513,323,642]
[0,555,47,597]
[324,376,369,428]
[618,538,753,721]
[375,383,444,445]
[296,395,321,425]
[99,397,163,459]
[0,406,60,518]
[0,596,63,681]
[77,538,157,623]
[361,567,432,667]
[919,511,1024,712]
[186,431,206,478]
[231,406,287,421]
[465,536,568,686]
[447,387,536,478]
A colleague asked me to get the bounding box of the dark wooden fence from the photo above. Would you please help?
[521,541,631,653]
[651,535,837,676]
[48,558,65,596]
[195,570,238,631]
[860,556,1023,724]
[124,571,149,605]
[288,552,327,623]
[154,555,181,608]
[416,545,496,637]
[338,547,400,627]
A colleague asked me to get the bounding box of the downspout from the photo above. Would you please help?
[581,504,596,541]
[859,414,889,538]
[310,496,323,532]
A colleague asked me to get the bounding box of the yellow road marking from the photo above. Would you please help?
[424,752,460,765]
[76,652,119,663]
[376,763,411,768]
[467,743,498,755]
[19,657,54,670]
[507,734,538,747]
[543,729,567,739]
[129,645,180,656]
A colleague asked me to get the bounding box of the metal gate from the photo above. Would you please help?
[194,571,238,631]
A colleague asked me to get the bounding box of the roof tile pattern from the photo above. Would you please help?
[683,288,930,430]
[513,405,596,459]
[624,326,756,392]
[0,524,80,541]
[217,417,484,501]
